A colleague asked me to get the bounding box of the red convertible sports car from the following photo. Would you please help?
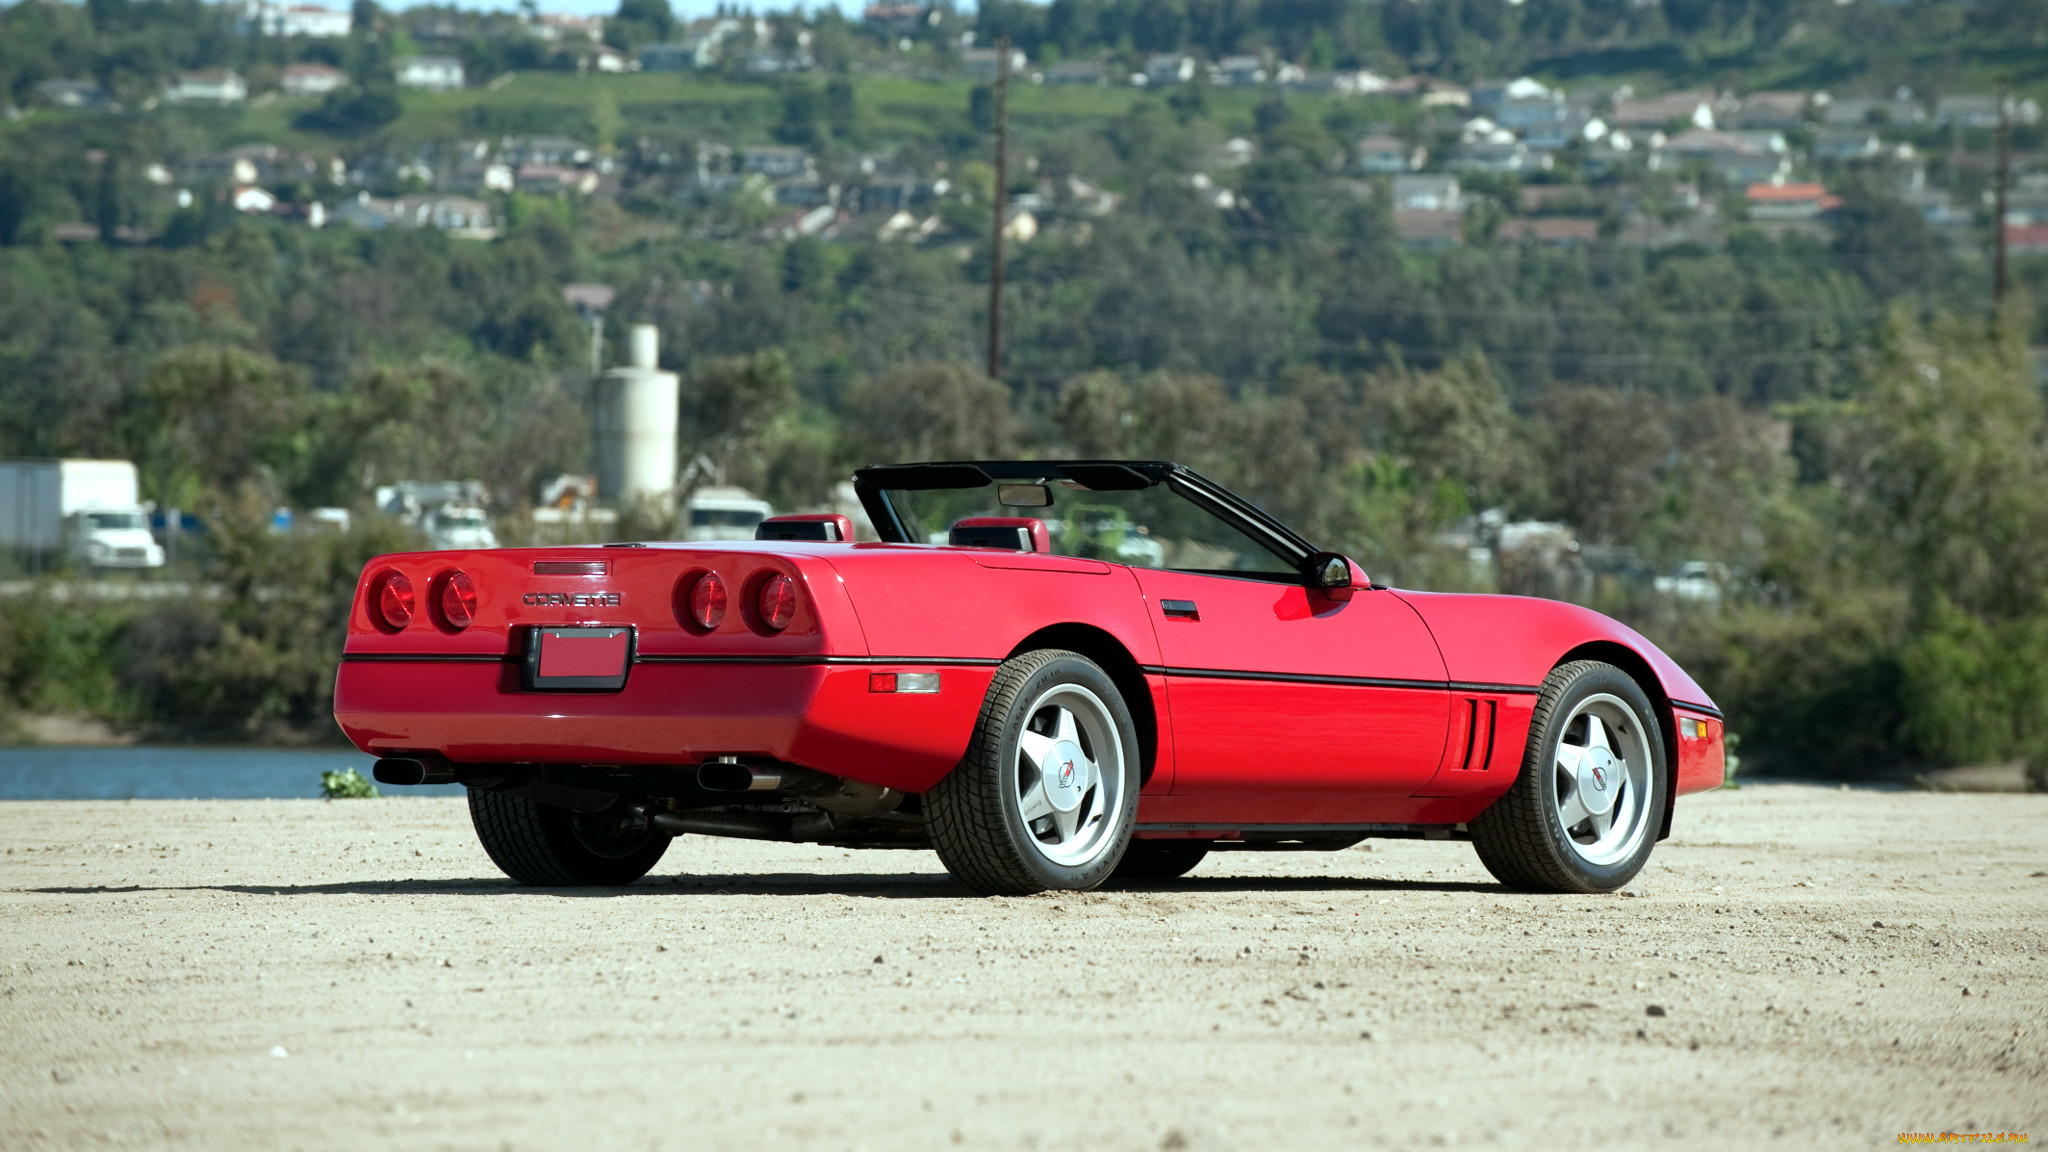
[334,460,1725,896]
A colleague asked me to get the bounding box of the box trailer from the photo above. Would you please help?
[0,459,165,569]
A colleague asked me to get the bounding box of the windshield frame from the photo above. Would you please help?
[852,460,1317,576]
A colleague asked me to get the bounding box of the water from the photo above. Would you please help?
[0,745,466,800]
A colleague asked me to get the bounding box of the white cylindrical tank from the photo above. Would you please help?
[593,324,680,515]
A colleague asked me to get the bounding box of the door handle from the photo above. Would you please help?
[1161,599,1200,620]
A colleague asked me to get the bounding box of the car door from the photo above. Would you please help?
[1134,567,1450,825]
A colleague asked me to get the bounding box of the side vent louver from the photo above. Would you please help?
[1456,697,1499,772]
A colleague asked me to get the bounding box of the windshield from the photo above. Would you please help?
[439,515,487,530]
[880,481,1297,576]
[84,512,144,531]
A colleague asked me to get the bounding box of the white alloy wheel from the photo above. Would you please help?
[1550,693,1655,867]
[1012,683,1127,868]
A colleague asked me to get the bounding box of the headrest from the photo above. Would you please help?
[756,514,853,542]
[950,517,1049,553]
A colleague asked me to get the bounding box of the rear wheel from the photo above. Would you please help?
[468,789,671,886]
[1469,660,1666,894]
[926,649,1140,895]
[1111,840,1211,882]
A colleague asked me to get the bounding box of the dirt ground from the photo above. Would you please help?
[1,784,2043,1151]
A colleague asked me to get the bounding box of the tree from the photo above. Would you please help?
[839,362,1019,465]
[683,349,798,484]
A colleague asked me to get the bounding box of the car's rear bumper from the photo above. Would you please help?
[333,658,995,793]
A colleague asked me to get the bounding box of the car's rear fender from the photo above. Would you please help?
[1007,623,1166,788]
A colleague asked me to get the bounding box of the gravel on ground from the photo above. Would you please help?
[1,784,2043,1150]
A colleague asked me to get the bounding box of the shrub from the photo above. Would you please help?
[320,768,379,799]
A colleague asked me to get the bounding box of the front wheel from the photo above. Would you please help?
[1469,660,1667,894]
[926,649,1140,895]
[469,789,670,886]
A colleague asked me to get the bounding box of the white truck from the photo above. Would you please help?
[0,459,165,570]
[684,486,774,542]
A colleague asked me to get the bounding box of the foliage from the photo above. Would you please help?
[320,767,380,798]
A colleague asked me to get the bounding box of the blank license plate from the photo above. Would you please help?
[526,626,634,691]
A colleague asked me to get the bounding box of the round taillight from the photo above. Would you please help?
[438,570,476,629]
[374,572,415,630]
[687,571,727,631]
[757,573,797,631]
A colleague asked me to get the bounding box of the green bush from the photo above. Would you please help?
[320,768,380,799]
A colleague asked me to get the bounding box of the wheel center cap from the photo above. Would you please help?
[1046,741,1087,812]
[1578,748,1620,816]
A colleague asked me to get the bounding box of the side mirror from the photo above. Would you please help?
[1307,551,1357,599]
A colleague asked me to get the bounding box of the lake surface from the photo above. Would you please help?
[0,746,466,799]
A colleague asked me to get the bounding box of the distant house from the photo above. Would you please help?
[1355,134,1424,174]
[863,3,928,38]
[35,79,110,109]
[1610,89,1716,131]
[1043,60,1107,87]
[1470,76,1551,111]
[529,13,603,42]
[1824,94,1925,128]
[1141,53,1195,86]
[1934,94,2041,128]
[2007,224,2048,255]
[1524,113,1606,151]
[1286,70,1390,97]
[281,63,347,96]
[740,146,815,180]
[1811,127,1882,162]
[395,56,464,91]
[1211,56,1266,87]
[638,44,700,72]
[517,164,600,194]
[1733,91,1809,129]
[231,186,277,214]
[1384,75,1469,108]
[1494,96,1568,132]
[1394,209,1461,249]
[253,3,352,37]
[1746,182,1840,220]
[165,69,248,104]
[1654,128,1789,185]
[1498,218,1599,246]
[964,47,1028,81]
[331,192,497,238]
[1452,139,1545,174]
[1392,174,1460,213]
[503,136,594,167]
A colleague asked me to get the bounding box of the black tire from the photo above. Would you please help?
[926,649,1141,895]
[468,789,670,886]
[1111,841,1212,882]
[1469,660,1668,894]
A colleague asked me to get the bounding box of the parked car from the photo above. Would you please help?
[336,460,1726,896]
[1654,561,1730,601]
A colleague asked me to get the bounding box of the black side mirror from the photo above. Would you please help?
[1306,551,1356,597]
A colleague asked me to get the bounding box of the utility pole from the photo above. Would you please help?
[1993,76,2011,308]
[988,34,1010,382]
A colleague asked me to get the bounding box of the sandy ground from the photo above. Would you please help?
[1,785,2043,1151]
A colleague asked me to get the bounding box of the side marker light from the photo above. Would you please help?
[869,672,940,694]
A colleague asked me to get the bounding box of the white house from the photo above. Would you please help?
[1141,53,1195,86]
[281,63,347,95]
[165,69,249,104]
[1392,174,1460,213]
[965,47,1028,81]
[395,56,465,91]
[254,4,352,37]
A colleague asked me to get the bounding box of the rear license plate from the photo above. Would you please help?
[525,626,634,691]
